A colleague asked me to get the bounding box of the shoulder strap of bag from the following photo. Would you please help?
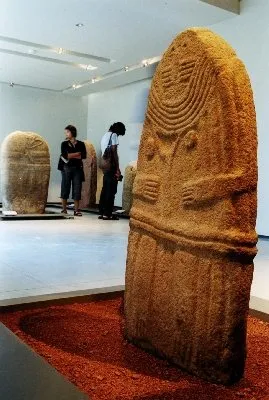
[108,132,114,147]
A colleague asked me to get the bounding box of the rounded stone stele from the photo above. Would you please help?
[96,167,104,205]
[122,161,137,214]
[1,131,50,214]
[80,141,97,208]
[125,28,258,385]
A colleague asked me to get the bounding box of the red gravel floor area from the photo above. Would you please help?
[0,295,269,400]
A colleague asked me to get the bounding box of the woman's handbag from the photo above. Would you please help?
[99,133,116,172]
[57,155,68,171]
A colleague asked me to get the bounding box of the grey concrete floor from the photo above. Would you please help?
[0,212,129,306]
[0,323,87,400]
[0,212,267,313]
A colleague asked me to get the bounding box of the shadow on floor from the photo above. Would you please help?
[13,298,268,400]
[19,305,182,382]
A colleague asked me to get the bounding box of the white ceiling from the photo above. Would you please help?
[0,0,236,94]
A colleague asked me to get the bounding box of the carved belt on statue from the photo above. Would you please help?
[130,212,257,260]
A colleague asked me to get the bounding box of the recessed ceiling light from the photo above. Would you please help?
[75,23,84,27]
[124,66,129,71]
[58,48,64,54]
[28,49,37,54]
[9,82,14,87]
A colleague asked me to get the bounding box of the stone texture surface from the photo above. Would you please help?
[122,161,137,214]
[96,167,104,205]
[125,28,258,385]
[80,141,97,208]
[1,131,50,214]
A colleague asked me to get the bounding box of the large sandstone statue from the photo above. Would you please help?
[96,166,103,205]
[80,141,97,208]
[1,131,50,214]
[125,28,257,385]
[122,161,137,214]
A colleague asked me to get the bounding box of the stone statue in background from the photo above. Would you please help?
[96,166,104,205]
[125,28,258,385]
[122,161,137,214]
[80,141,97,208]
[1,131,50,214]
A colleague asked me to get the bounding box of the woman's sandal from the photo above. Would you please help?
[74,210,83,217]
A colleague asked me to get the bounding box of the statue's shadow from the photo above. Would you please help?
[19,306,182,382]
[18,307,266,398]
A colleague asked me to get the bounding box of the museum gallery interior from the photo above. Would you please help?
[0,1,268,399]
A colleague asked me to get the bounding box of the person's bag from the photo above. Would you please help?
[57,155,68,171]
[99,133,116,172]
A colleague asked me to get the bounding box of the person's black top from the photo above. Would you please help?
[60,140,87,168]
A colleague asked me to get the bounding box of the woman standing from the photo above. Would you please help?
[58,125,86,216]
[99,122,126,220]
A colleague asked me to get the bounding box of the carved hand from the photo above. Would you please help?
[133,174,160,203]
[182,171,256,207]
[182,184,196,206]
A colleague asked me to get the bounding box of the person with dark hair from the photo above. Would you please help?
[58,125,86,216]
[99,122,126,220]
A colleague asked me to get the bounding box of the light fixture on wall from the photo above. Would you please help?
[0,35,112,63]
[9,82,14,87]
[63,55,162,93]
[75,23,84,28]
[141,57,161,67]
[72,84,82,90]
[78,64,98,71]
[85,64,97,71]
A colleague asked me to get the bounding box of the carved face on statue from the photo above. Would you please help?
[132,28,257,249]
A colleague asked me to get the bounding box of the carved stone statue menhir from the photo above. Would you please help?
[124,28,257,385]
[80,141,97,209]
[96,167,104,205]
[1,131,50,214]
[122,161,137,215]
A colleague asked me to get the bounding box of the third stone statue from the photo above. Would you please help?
[124,28,258,385]
[122,161,137,215]
[1,131,50,214]
[80,141,97,209]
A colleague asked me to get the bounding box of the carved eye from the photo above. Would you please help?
[184,130,198,150]
[145,137,157,158]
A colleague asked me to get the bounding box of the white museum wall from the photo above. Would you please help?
[0,83,88,202]
[209,0,269,235]
[87,79,151,206]
[88,0,268,235]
